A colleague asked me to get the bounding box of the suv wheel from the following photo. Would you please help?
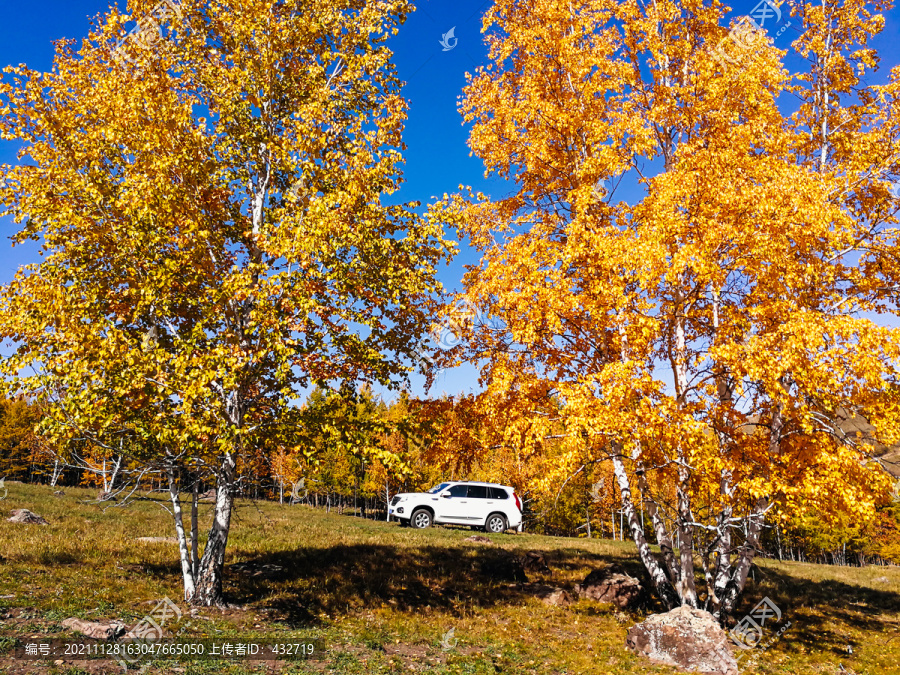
[484,513,507,534]
[411,509,433,529]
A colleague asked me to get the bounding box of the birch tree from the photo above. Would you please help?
[0,0,449,606]
[441,0,900,618]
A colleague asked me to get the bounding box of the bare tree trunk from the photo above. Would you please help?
[192,453,235,607]
[50,459,63,487]
[716,495,769,617]
[716,395,784,618]
[191,475,200,579]
[612,452,680,609]
[167,464,196,603]
[709,470,736,616]
[109,454,122,492]
[675,467,699,607]
[636,469,681,587]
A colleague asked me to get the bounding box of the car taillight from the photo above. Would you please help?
[514,492,522,511]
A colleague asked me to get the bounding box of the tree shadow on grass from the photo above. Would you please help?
[729,565,900,661]
[142,535,900,647]
[222,541,639,627]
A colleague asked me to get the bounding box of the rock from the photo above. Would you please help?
[625,606,738,675]
[532,584,573,607]
[464,535,494,545]
[575,566,643,609]
[135,537,178,544]
[873,576,890,584]
[97,492,116,501]
[482,555,528,583]
[53,490,65,497]
[519,551,550,574]
[62,617,126,640]
[7,509,49,525]
[198,490,216,501]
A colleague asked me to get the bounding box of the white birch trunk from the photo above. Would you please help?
[167,465,196,603]
[612,452,680,609]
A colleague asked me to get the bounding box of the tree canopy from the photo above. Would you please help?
[437,0,900,616]
[0,0,451,605]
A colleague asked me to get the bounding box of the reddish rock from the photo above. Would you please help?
[575,566,643,609]
[519,551,550,574]
[482,555,528,583]
[62,617,126,640]
[625,606,738,675]
[7,509,49,525]
[532,585,573,607]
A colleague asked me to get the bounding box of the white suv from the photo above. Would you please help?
[389,481,523,533]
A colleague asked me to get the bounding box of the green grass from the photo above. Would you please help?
[0,481,898,674]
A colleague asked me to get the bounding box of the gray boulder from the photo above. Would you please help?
[625,606,738,674]
[519,551,550,574]
[62,618,126,640]
[7,509,49,525]
[532,584,573,607]
[575,565,643,609]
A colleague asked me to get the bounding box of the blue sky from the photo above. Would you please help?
[0,1,898,401]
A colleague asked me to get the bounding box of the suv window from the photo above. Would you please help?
[467,485,488,499]
[446,484,468,498]
[489,487,509,500]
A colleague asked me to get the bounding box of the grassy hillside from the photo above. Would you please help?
[0,482,898,674]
